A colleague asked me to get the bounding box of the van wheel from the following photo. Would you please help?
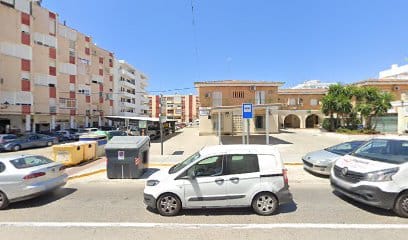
[0,191,9,210]
[252,192,278,216]
[156,193,181,216]
[394,192,408,218]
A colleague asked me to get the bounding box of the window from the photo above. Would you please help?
[226,154,259,174]
[21,59,30,71]
[0,162,5,173]
[255,116,264,129]
[288,98,296,106]
[187,155,224,177]
[233,91,245,98]
[353,139,408,164]
[310,99,318,106]
[10,156,53,169]
[255,91,265,104]
[212,91,222,107]
[168,151,201,174]
[21,32,30,45]
[59,98,76,108]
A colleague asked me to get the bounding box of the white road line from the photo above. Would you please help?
[1,222,408,229]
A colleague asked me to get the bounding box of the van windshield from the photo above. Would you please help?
[168,151,201,174]
[352,139,408,164]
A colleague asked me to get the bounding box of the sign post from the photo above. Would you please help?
[242,103,253,144]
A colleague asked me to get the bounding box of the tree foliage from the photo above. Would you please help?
[321,84,394,131]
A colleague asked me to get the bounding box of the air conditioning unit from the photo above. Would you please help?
[250,86,256,91]
[394,85,400,91]
[205,92,211,98]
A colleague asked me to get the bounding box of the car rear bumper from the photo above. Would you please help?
[330,179,398,210]
[9,174,68,203]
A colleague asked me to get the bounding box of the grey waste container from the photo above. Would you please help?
[105,136,150,179]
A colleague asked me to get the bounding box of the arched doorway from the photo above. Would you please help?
[284,114,300,128]
[306,114,319,128]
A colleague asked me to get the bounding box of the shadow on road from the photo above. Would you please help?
[9,187,77,209]
[146,200,297,216]
[221,135,292,145]
[332,191,397,217]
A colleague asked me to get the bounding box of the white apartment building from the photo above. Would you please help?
[113,60,149,117]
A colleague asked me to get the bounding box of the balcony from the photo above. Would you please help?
[121,111,137,117]
[120,69,137,80]
[120,80,135,89]
[120,101,136,108]
[120,91,135,99]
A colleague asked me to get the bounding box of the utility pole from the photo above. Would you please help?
[159,94,164,155]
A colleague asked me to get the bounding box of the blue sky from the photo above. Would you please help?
[43,0,408,94]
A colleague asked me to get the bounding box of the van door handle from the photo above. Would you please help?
[214,178,224,183]
[229,177,239,181]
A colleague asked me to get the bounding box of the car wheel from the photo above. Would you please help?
[47,141,53,146]
[252,192,278,216]
[156,193,181,216]
[0,191,9,210]
[394,192,408,218]
[12,145,21,151]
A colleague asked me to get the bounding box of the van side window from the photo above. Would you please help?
[0,162,5,173]
[188,155,223,177]
[226,154,259,174]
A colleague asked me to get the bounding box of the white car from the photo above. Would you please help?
[330,136,408,218]
[144,144,292,216]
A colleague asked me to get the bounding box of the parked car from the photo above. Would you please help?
[302,140,367,176]
[331,136,408,218]
[0,134,17,144]
[106,130,128,140]
[0,155,68,209]
[144,144,292,216]
[56,130,76,140]
[0,134,56,152]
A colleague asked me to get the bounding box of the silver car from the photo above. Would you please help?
[0,155,68,209]
[302,140,367,176]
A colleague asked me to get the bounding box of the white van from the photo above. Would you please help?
[330,136,408,218]
[144,144,292,216]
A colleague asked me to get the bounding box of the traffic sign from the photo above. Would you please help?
[242,103,253,119]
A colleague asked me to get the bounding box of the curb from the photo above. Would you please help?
[68,169,107,180]
[67,162,304,181]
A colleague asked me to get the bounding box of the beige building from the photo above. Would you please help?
[148,94,199,123]
[0,0,117,133]
[194,80,326,136]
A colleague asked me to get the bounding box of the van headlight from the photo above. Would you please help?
[364,168,399,182]
[146,180,160,186]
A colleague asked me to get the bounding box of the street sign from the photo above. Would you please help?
[242,103,253,119]
[138,120,147,129]
[159,116,167,123]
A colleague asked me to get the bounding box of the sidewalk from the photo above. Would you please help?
[67,126,220,179]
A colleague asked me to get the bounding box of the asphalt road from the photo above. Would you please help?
[1,178,407,240]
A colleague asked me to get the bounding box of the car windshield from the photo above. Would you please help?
[325,141,365,156]
[10,156,53,169]
[168,151,201,174]
[352,139,408,164]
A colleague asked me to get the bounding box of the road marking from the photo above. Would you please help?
[1,222,408,229]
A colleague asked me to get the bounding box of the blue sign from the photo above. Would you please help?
[242,103,253,119]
